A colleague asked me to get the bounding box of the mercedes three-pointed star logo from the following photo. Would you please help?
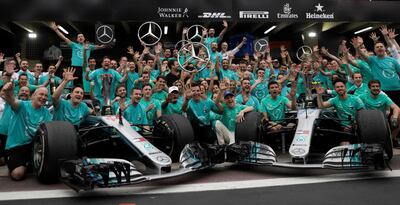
[296,45,313,61]
[254,39,269,52]
[137,21,162,46]
[177,42,210,72]
[186,24,207,43]
[96,25,114,44]
[156,156,171,163]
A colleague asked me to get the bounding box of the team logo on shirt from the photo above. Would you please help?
[76,49,83,59]
[382,69,395,79]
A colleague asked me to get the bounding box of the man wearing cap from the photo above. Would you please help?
[272,59,280,76]
[162,86,183,115]
[214,83,254,145]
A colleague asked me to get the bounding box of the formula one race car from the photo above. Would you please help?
[232,93,393,170]
[32,113,199,190]
[32,113,273,192]
[180,93,393,172]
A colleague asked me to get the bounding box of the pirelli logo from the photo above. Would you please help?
[239,11,269,19]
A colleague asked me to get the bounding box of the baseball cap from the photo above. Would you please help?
[168,86,179,94]
[224,90,235,99]
[273,59,279,63]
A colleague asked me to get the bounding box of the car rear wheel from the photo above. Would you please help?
[235,111,263,142]
[357,110,393,160]
[153,114,194,161]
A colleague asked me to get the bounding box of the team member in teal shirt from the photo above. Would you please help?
[151,76,168,102]
[214,84,253,145]
[50,21,105,85]
[122,87,149,132]
[52,68,92,126]
[111,85,130,114]
[86,57,128,107]
[251,69,270,102]
[125,61,140,96]
[139,84,161,126]
[235,78,260,111]
[2,82,52,181]
[317,79,365,145]
[203,20,228,50]
[359,80,400,147]
[162,86,183,115]
[260,81,297,130]
[352,38,400,106]
[182,82,223,143]
[347,73,369,96]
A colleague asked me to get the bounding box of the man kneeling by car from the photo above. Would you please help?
[2,82,52,180]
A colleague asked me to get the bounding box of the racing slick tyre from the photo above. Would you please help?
[235,111,262,142]
[33,121,78,183]
[153,114,194,161]
[357,110,393,160]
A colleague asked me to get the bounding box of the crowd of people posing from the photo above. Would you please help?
[0,22,400,181]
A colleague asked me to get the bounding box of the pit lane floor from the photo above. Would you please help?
[1,149,400,204]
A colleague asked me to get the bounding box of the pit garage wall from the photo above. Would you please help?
[0,0,399,21]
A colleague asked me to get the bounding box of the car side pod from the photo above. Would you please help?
[322,143,387,170]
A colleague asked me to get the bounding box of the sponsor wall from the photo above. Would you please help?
[0,0,399,21]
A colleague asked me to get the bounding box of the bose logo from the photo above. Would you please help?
[198,12,231,19]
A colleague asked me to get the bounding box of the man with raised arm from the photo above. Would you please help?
[52,68,93,126]
[351,36,400,106]
[214,81,254,145]
[260,81,297,131]
[50,21,105,85]
[2,82,51,180]
[317,79,365,145]
[85,56,128,108]
[182,82,223,144]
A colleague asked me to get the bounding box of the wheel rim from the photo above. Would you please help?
[33,129,45,174]
[153,120,175,157]
[155,131,175,157]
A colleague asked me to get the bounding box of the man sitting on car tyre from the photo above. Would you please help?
[317,79,365,145]
[214,81,254,145]
[359,80,400,147]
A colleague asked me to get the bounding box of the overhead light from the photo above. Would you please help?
[164,26,168,35]
[264,25,276,34]
[308,32,317,37]
[28,33,37,39]
[354,26,373,34]
[57,25,69,34]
